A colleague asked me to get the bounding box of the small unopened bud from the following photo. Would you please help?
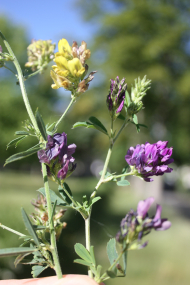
[54,209,67,220]
[25,39,56,71]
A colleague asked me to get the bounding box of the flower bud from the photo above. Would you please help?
[106,76,127,119]
[116,197,171,249]
[25,39,56,71]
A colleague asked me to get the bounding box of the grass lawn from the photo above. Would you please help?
[0,170,190,284]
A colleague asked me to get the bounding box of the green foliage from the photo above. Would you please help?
[107,238,118,275]
[31,265,48,278]
[116,180,130,186]
[38,187,68,206]
[0,247,36,258]
[73,116,108,135]
[21,208,40,246]
[35,109,47,141]
[77,0,190,165]
[4,145,42,165]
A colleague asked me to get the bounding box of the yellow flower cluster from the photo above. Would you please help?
[51,38,92,95]
[25,40,56,71]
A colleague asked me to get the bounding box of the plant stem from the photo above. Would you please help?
[113,118,129,144]
[0,31,39,133]
[85,216,93,278]
[24,64,46,80]
[99,245,128,283]
[54,97,75,130]
[91,118,114,198]
[0,223,25,237]
[42,163,62,279]
[0,31,63,278]
[114,171,134,179]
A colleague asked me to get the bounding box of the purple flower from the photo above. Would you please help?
[38,132,76,181]
[116,197,171,249]
[137,197,155,218]
[106,76,127,118]
[125,141,174,182]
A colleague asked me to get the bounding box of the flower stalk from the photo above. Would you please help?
[54,96,75,130]
[0,31,39,134]
[42,163,62,278]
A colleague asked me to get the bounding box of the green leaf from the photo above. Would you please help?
[117,180,130,187]
[58,183,73,205]
[4,146,42,165]
[73,121,92,128]
[14,252,32,267]
[124,90,131,107]
[88,116,108,134]
[74,243,93,263]
[15,131,29,135]
[73,119,108,135]
[131,122,148,133]
[0,247,36,257]
[21,208,40,246]
[106,270,117,278]
[74,259,92,267]
[117,113,125,120]
[35,109,47,141]
[138,123,148,128]
[6,136,27,149]
[132,114,138,124]
[38,187,67,206]
[107,238,118,274]
[32,265,48,278]
[90,246,96,266]
[96,265,102,280]
[89,197,101,207]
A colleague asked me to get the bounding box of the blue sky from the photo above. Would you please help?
[1,0,96,49]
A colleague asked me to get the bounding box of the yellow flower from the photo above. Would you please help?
[54,56,85,78]
[67,58,85,77]
[55,39,72,59]
[53,56,70,77]
[50,70,72,90]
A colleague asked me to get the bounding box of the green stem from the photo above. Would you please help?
[0,223,25,237]
[114,171,134,179]
[113,118,129,144]
[99,245,128,283]
[24,64,46,80]
[85,216,93,278]
[0,31,39,133]
[42,163,62,279]
[91,119,114,198]
[54,97,75,130]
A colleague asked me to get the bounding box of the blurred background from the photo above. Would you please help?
[0,0,190,284]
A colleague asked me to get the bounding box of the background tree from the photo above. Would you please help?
[75,0,190,167]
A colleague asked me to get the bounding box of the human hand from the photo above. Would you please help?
[0,274,105,285]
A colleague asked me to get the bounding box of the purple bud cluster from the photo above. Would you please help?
[106,76,127,117]
[116,197,171,248]
[38,132,76,181]
[125,141,174,182]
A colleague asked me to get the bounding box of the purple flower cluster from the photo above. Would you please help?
[125,141,174,182]
[106,76,127,117]
[116,197,171,248]
[38,132,76,180]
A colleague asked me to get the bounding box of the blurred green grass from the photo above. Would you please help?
[0,171,190,284]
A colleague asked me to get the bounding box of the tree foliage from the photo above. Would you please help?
[76,0,190,164]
